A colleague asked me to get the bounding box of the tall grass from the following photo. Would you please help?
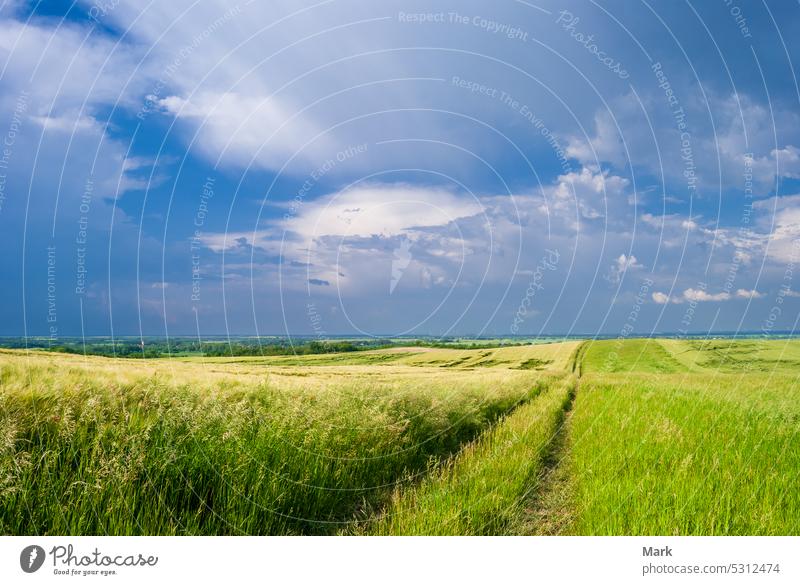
[5,338,799,537]
[0,353,546,535]
[368,374,574,535]
[568,372,800,534]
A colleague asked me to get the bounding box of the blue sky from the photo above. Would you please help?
[2,0,800,338]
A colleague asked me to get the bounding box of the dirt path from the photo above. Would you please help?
[517,341,587,535]
[518,396,576,534]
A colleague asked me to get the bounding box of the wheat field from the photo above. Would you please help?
[1,338,798,535]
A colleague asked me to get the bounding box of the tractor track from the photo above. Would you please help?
[518,340,588,535]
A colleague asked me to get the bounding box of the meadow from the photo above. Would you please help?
[0,344,574,535]
[568,338,800,535]
[0,337,798,535]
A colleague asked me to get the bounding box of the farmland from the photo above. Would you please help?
[0,337,798,535]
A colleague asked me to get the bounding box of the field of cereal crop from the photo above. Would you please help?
[1,338,798,535]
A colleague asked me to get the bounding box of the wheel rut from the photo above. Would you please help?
[518,341,587,535]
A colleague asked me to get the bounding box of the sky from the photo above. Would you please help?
[1,0,800,339]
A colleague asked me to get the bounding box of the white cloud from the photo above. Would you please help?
[752,194,800,263]
[0,17,150,115]
[773,146,800,179]
[652,287,763,304]
[197,182,488,293]
[605,253,643,284]
[284,183,484,241]
[31,113,100,133]
[683,288,731,302]
[574,91,800,196]
[191,158,640,299]
[197,231,281,254]
[286,184,485,291]
[735,288,765,299]
[155,92,331,171]
[651,291,671,304]
[542,167,630,225]
[564,110,626,168]
[82,1,527,176]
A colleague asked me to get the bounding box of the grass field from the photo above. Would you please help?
[568,338,800,535]
[369,374,577,535]
[1,337,798,535]
[0,346,567,535]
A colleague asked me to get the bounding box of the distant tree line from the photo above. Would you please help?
[0,338,389,358]
[0,336,531,358]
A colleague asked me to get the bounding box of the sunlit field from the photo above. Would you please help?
[1,338,798,535]
[0,344,572,535]
[568,339,800,535]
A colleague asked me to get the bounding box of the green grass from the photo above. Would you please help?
[581,338,684,374]
[0,351,545,535]
[564,338,800,534]
[209,351,414,366]
[567,371,800,534]
[367,374,574,535]
[661,338,800,373]
[2,337,800,536]
[514,358,554,370]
